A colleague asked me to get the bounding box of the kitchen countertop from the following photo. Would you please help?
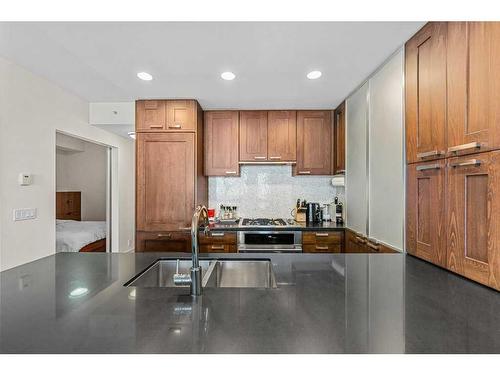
[1,252,499,353]
[209,220,345,231]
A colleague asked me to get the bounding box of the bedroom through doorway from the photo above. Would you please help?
[55,132,112,253]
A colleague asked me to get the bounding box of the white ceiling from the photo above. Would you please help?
[0,22,424,110]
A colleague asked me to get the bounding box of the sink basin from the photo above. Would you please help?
[125,259,277,289]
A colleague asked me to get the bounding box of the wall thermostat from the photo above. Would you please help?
[18,173,33,186]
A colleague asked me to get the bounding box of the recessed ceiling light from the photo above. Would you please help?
[221,71,236,81]
[69,287,89,298]
[127,131,136,140]
[307,70,322,80]
[137,72,153,81]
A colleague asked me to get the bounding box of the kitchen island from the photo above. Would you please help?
[0,252,499,353]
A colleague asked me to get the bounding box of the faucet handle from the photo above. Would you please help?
[173,259,192,286]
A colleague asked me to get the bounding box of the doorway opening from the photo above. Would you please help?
[55,132,112,253]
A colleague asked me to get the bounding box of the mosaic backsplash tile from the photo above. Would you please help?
[208,165,345,219]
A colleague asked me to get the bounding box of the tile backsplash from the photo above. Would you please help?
[208,165,344,219]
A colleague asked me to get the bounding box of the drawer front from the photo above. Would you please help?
[199,232,237,245]
[303,244,342,253]
[137,231,191,252]
[200,244,236,253]
[303,231,343,244]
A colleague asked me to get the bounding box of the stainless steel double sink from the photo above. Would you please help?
[125,259,277,289]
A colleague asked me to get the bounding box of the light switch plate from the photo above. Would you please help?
[13,208,37,221]
[18,173,33,186]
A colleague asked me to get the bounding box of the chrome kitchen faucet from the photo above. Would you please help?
[173,205,210,296]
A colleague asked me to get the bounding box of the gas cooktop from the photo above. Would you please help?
[240,218,289,227]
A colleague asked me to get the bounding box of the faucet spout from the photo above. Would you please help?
[190,205,209,296]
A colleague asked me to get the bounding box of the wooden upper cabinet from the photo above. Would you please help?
[446,151,500,290]
[406,160,446,267]
[204,111,239,176]
[239,111,268,161]
[334,102,345,174]
[166,100,196,131]
[136,100,197,132]
[296,110,333,175]
[267,111,297,161]
[136,133,195,231]
[447,22,500,157]
[136,100,166,131]
[405,22,447,164]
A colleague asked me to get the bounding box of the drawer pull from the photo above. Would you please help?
[225,171,237,175]
[366,241,380,251]
[315,246,329,250]
[149,125,164,129]
[157,233,172,238]
[210,232,225,237]
[254,156,267,160]
[298,171,311,175]
[211,245,225,250]
[355,236,366,244]
[269,156,282,160]
[416,163,441,171]
[450,159,481,168]
[417,150,444,159]
[448,142,481,153]
[315,233,329,237]
[168,124,182,129]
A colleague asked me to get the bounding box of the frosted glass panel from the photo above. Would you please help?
[346,82,369,235]
[368,49,404,250]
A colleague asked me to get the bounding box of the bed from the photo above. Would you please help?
[56,191,107,253]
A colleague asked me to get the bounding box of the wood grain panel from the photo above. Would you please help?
[303,244,341,253]
[239,111,268,161]
[334,102,345,174]
[406,160,446,266]
[79,239,106,252]
[136,133,195,231]
[446,152,500,289]
[204,111,239,176]
[136,231,191,252]
[136,100,166,131]
[56,191,81,221]
[166,100,196,131]
[267,111,297,161]
[296,110,333,175]
[405,22,447,163]
[302,231,343,244]
[345,228,368,253]
[447,22,500,157]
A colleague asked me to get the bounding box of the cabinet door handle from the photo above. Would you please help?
[149,125,163,129]
[254,156,267,160]
[315,246,329,250]
[449,159,481,168]
[210,232,225,237]
[315,233,329,237]
[225,171,237,175]
[269,156,282,160]
[298,171,311,175]
[448,142,481,153]
[366,241,380,251]
[168,124,182,129]
[417,150,444,159]
[336,169,346,173]
[211,245,225,250]
[416,163,441,171]
[354,236,366,244]
[157,233,172,238]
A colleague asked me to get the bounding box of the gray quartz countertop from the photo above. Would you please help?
[1,252,499,353]
[209,220,345,231]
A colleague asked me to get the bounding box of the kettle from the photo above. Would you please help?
[306,202,322,223]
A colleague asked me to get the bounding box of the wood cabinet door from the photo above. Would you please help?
[334,102,346,174]
[345,229,368,253]
[446,151,500,290]
[296,110,333,175]
[165,100,196,131]
[267,111,296,161]
[406,160,446,267]
[204,111,239,176]
[136,133,195,231]
[239,111,268,161]
[136,100,166,131]
[447,22,500,158]
[405,22,447,163]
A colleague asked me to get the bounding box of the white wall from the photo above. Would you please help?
[0,57,135,271]
[56,138,108,221]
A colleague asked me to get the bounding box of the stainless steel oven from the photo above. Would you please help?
[237,231,302,253]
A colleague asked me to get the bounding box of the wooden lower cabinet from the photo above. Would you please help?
[406,160,447,266]
[136,231,237,253]
[446,152,500,290]
[199,232,237,253]
[344,229,398,253]
[302,231,343,253]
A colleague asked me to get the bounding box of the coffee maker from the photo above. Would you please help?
[306,202,322,223]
